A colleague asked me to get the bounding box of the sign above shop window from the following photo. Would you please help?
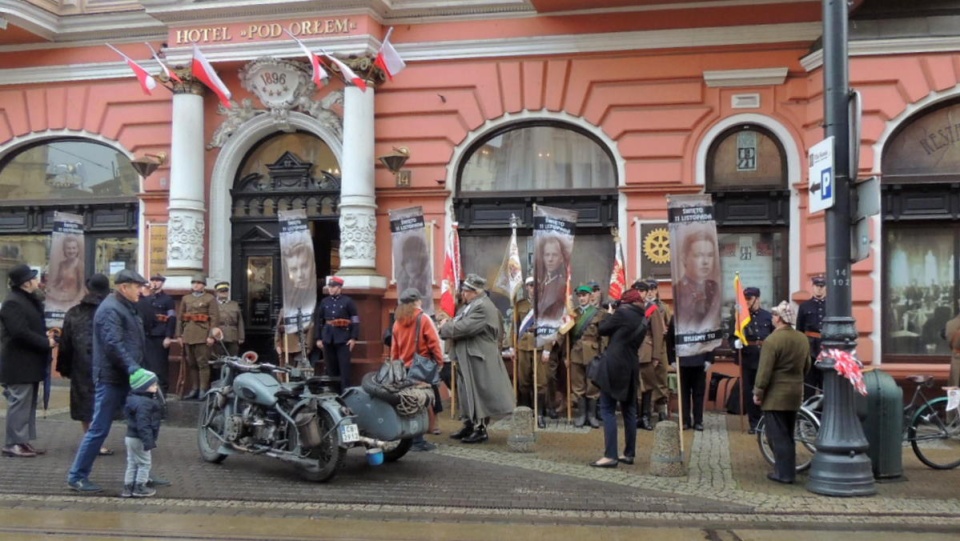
[172,18,359,46]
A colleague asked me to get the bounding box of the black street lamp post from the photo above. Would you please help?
[806,0,876,497]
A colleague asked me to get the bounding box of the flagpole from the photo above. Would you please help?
[734,272,747,433]
[510,215,520,400]
[565,338,572,421]
[532,203,540,431]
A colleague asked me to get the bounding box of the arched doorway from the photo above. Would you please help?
[230,131,341,359]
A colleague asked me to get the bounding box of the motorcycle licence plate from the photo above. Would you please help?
[340,423,360,443]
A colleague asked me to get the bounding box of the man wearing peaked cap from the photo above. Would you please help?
[136,271,177,395]
[315,276,359,392]
[439,272,515,443]
[730,285,774,433]
[214,282,245,358]
[640,277,672,423]
[175,272,220,400]
[586,281,603,307]
[795,275,827,400]
[509,275,543,418]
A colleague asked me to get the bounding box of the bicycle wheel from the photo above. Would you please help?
[909,397,960,470]
[756,408,819,473]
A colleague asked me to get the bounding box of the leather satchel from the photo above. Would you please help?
[406,314,440,385]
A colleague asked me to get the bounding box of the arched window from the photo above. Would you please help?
[454,121,618,312]
[0,138,139,297]
[880,100,960,361]
[0,139,139,200]
[705,124,790,334]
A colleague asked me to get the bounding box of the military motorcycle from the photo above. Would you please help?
[197,356,361,483]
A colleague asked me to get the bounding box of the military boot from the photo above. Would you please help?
[638,391,654,431]
[585,398,600,428]
[574,396,587,428]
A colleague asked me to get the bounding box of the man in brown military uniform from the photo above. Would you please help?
[636,280,666,430]
[176,274,220,400]
[214,281,244,357]
[645,279,673,423]
[510,277,554,428]
[561,284,606,428]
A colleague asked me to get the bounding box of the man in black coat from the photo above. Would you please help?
[0,264,55,458]
[68,269,150,493]
[136,274,176,394]
[733,287,775,433]
[315,276,359,391]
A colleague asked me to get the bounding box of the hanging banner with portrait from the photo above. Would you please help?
[533,205,577,348]
[278,209,316,334]
[667,195,723,357]
[389,206,434,314]
[45,211,86,329]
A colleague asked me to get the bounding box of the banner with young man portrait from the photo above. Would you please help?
[45,211,86,329]
[278,209,316,334]
[668,195,723,357]
[533,205,577,348]
[389,206,434,315]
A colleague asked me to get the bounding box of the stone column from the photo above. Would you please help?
[166,79,207,288]
[338,84,386,289]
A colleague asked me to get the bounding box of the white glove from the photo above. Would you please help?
[733,339,743,350]
[704,361,712,372]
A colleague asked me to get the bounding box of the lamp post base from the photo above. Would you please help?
[806,452,876,497]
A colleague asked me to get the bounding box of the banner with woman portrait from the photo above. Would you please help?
[45,211,85,329]
[668,195,723,357]
[533,205,577,347]
[390,206,434,314]
[279,209,316,334]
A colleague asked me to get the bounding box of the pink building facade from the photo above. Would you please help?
[0,0,958,381]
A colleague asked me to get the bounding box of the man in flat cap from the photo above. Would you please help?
[753,300,810,484]
[68,269,150,492]
[175,274,220,400]
[795,275,826,400]
[136,274,176,394]
[731,286,774,433]
[214,282,245,358]
[316,276,359,392]
[439,274,515,443]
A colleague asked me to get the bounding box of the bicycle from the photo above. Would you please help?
[757,375,960,471]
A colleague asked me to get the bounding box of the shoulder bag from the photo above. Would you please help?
[406,314,440,385]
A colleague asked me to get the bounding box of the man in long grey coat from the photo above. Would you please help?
[753,301,810,485]
[439,274,515,444]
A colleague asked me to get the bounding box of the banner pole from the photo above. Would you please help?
[533,347,539,431]
[566,338,572,421]
[676,362,685,457]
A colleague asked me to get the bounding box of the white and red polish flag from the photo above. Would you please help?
[283,29,328,88]
[439,225,462,319]
[322,52,367,92]
[106,44,157,95]
[145,42,182,83]
[608,237,627,301]
[191,44,233,109]
[374,27,406,81]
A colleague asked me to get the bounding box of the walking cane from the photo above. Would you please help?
[450,361,457,420]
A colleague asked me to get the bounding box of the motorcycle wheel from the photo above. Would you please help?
[288,408,346,483]
[381,438,414,463]
[197,393,228,464]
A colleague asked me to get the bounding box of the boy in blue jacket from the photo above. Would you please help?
[121,370,163,498]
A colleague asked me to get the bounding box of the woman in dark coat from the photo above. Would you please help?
[1,264,54,458]
[57,274,112,455]
[590,288,650,467]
